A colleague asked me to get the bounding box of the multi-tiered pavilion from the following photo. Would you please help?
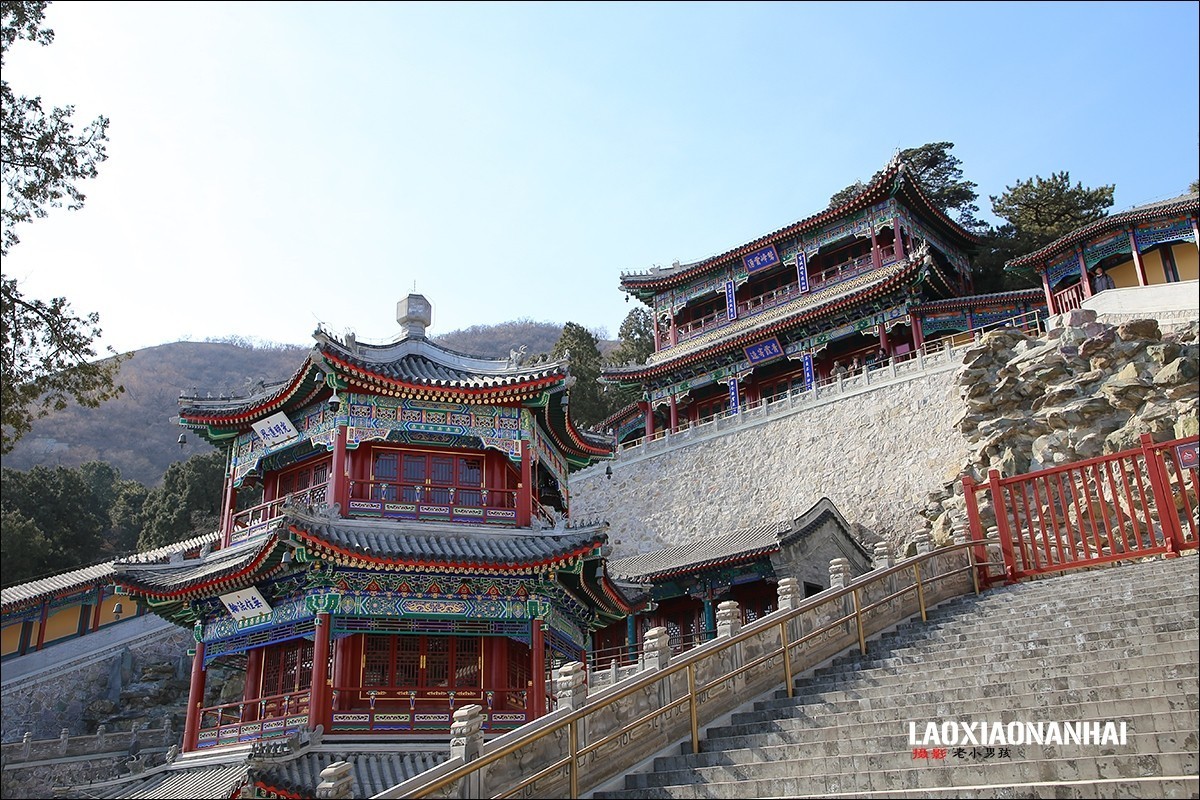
[112,296,629,752]
[601,158,1044,443]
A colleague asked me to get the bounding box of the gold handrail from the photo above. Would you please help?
[389,541,983,799]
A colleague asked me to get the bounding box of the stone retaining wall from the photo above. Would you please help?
[573,367,968,557]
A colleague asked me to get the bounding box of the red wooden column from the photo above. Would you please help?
[641,401,655,438]
[220,473,238,547]
[1041,264,1056,314]
[911,315,924,350]
[1077,247,1092,298]
[869,224,882,269]
[330,424,349,515]
[893,219,905,260]
[34,599,49,651]
[331,636,349,715]
[517,442,533,527]
[530,618,546,719]
[310,612,332,732]
[183,641,207,752]
[668,395,678,432]
[878,323,890,355]
[242,647,264,722]
[91,586,104,632]
[1127,228,1147,286]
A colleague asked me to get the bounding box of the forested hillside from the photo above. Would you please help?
[2,321,622,487]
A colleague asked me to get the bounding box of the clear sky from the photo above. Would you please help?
[4,1,1198,354]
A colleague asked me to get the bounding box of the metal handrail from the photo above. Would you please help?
[390,541,983,799]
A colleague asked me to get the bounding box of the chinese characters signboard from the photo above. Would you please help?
[252,411,300,448]
[743,244,779,274]
[796,252,810,293]
[219,587,273,626]
[744,337,784,365]
[727,378,740,415]
[802,353,814,390]
[724,280,738,321]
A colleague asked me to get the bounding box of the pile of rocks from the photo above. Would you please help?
[919,310,1198,548]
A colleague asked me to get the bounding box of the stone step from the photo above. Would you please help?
[659,712,1195,772]
[594,557,1200,800]
[706,707,1198,754]
[602,749,1200,797]
[595,771,1200,799]
[745,678,1199,724]
[776,654,1199,704]
[876,607,1199,643]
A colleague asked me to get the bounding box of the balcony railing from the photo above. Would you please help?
[671,246,898,345]
[229,482,330,545]
[1052,281,1085,314]
[619,310,1046,457]
[347,480,519,525]
[329,684,531,733]
[196,688,310,749]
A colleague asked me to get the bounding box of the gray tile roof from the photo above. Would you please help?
[84,747,448,799]
[114,535,277,596]
[289,513,609,570]
[2,532,219,612]
[1007,192,1199,269]
[250,749,448,797]
[608,520,791,582]
[93,762,247,799]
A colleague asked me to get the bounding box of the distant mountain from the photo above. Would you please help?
[3,341,309,486]
[3,322,617,486]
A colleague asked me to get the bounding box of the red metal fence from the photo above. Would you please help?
[964,433,1199,585]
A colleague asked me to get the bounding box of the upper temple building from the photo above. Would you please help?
[600,157,1045,444]
[109,295,628,753]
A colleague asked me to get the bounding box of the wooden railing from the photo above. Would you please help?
[229,482,329,544]
[329,685,531,733]
[195,688,310,748]
[1052,281,1086,314]
[963,433,1199,582]
[347,480,518,525]
[379,542,982,798]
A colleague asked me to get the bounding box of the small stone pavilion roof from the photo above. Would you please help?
[608,520,791,583]
[1006,192,1199,272]
[608,497,865,583]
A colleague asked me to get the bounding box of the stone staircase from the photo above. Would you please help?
[594,556,1200,799]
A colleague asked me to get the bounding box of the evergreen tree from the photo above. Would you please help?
[827,143,981,231]
[137,450,227,550]
[973,172,1114,292]
[0,464,108,575]
[552,322,606,429]
[611,308,654,366]
[1,1,124,453]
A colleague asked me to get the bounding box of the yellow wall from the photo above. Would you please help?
[42,604,84,644]
[1172,242,1199,281]
[1096,242,1198,288]
[1106,258,1138,288]
[2,621,26,658]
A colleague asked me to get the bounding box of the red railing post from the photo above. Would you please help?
[1141,433,1183,557]
[987,469,1020,583]
[961,475,993,589]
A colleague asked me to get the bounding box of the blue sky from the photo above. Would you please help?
[4,1,1198,354]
